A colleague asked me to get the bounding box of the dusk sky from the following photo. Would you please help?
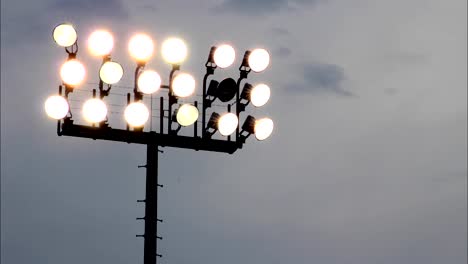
[1,0,467,263]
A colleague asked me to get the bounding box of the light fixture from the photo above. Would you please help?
[248,48,270,72]
[44,95,69,119]
[82,98,108,123]
[60,59,86,86]
[218,113,238,136]
[128,33,154,63]
[213,44,235,68]
[99,61,123,84]
[88,30,114,57]
[241,116,274,141]
[138,70,162,94]
[172,72,195,97]
[206,78,237,103]
[176,104,199,126]
[124,102,149,127]
[53,23,77,47]
[240,83,270,107]
[161,37,188,65]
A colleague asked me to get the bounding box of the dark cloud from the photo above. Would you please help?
[292,62,352,96]
[215,0,323,15]
[51,0,128,19]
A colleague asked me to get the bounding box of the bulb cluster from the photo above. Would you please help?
[45,23,274,142]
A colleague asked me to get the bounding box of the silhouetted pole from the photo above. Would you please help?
[144,143,160,264]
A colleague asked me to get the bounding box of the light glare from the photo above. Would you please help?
[248,48,270,72]
[124,102,149,127]
[250,84,271,107]
[82,98,108,123]
[176,104,199,126]
[99,61,123,84]
[128,34,154,63]
[138,70,162,94]
[60,59,86,86]
[214,44,235,68]
[88,30,114,56]
[161,37,188,65]
[255,118,274,140]
[218,113,238,136]
[44,95,69,119]
[53,24,77,47]
[172,73,195,97]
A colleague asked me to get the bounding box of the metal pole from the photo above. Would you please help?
[144,143,159,264]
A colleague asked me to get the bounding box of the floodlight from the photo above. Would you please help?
[218,113,238,136]
[88,30,114,56]
[176,104,199,126]
[213,44,235,68]
[53,23,77,47]
[248,48,270,72]
[60,59,86,86]
[161,37,188,65]
[241,83,270,107]
[82,98,107,123]
[172,72,195,97]
[241,116,274,141]
[128,33,154,63]
[99,61,123,84]
[124,102,149,127]
[44,95,69,119]
[138,70,161,94]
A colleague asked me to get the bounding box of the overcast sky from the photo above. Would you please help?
[1,0,467,263]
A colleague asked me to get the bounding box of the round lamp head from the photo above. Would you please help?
[161,37,188,65]
[82,98,107,123]
[248,48,270,72]
[138,70,161,94]
[88,30,114,56]
[255,118,274,140]
[128,33,154,63]
[44,95,69,119]
[214,44,235,68]
[53,23,77,47]
[60,59,86,86]
[218,113,238,136]
[172,73,195,98]
[99,61,123,84]
[216,78,237,102]
[250,83,270,107]
[176,104,199,126]
[124,102,149,127]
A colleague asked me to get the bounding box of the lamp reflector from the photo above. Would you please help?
[161,37,188,65]
[128,34,154,63]
[60,59,86,86]
[99,61,123,84]
[218,113,238,136]
[82,98,107,123]
[53,24,77,47]
[138,70,161,94]
[172,73,195,97]
[124,102,149,127]
[176,104,199,126]
[214,44,235,68]
[88,30,114,56]
[45,95,69,119]
[216,78,237,102]
[255,118,274,140]
[248,48,270,72]
[250,83,270,107]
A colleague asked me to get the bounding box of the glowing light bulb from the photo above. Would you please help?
[214,44,235,68]
[44,95,69,119]
[124,102,149,127]
[60,59,86,86]
[82,98,107,123]
[128,33,154,63]
[250,84,270,107]
[161,37,188,65]
[248,48,270,72]
[176,104,199,126]
[172,73,195,97]
[53,24,77,47]
[99,61,123,84]
[218,113,238,136]
[138,70,161,94]
[255,118,274,140]
[88,30,114,56]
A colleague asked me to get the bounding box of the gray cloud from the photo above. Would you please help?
[293,62,352,96]
[51,0,128,19]
[274,46,292,57]
[271,27,291,36]
[215,0,323,15]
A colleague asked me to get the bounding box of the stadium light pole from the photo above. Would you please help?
[46,23,275,264]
